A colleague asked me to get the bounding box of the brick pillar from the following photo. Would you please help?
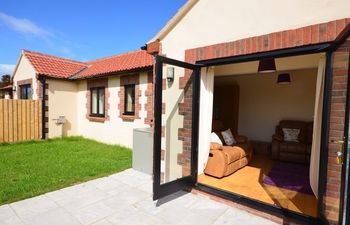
[44,82,49,138]
[323,36,350,224]
[144,71,154,125]
[177,69,194,177]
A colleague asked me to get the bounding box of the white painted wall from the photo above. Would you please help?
[47,79,78,138]
[215,69,317,142]
[77,72,150,148]
[160,0,350,61]
[12,55,38,100]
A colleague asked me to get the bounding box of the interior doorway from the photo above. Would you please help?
[197,53,325,217]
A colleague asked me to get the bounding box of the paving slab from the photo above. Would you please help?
[0,169,278,225]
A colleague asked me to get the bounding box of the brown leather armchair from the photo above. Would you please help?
[204,120,253,178]
[271,120,313,164]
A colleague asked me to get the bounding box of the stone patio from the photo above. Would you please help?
[0,169,277,225]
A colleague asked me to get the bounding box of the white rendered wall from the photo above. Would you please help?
[76,72,150,148]
[160,0,350,61]
[47,79,79,138]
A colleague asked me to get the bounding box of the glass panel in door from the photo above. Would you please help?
[153,55,200,200]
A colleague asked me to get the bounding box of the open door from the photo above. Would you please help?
[153,55,201,200]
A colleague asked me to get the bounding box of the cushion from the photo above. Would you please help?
[211,132,223,145]
[278,120,307,143]
[221,129,236,145]
[282,128,300,142]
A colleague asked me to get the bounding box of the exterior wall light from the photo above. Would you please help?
[167,67,175,83]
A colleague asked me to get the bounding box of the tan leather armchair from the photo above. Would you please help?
[204,120,253,178]
[204,143,251,178]
[271,120,313,164]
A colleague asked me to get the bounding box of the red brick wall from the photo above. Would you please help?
[86,78,110,122]
[177,69,193,177]
[323,36,350,224]
[118,74,141,121]
[144,71,154,125]
[184,18,350,63]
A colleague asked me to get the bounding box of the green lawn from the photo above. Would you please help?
[0,137,132,205]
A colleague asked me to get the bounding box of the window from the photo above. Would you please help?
[124,84,135,115]
[90,87,105,117]
[20,84,32,99]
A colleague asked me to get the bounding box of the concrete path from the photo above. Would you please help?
[0,169,277,225]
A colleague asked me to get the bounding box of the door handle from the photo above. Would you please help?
[331,140,344,144]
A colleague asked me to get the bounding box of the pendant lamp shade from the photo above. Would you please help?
[258,58,276,73]
[277,73,291,84]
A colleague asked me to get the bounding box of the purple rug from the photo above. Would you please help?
[262,161,313,195]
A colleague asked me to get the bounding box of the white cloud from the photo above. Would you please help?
[0,64,15,75]
[0,12,79,59]
[0,12,54,39]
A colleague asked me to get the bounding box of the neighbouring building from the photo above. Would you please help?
[11,49,154,147]
[0,84,12,99]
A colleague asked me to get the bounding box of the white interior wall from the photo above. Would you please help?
[215,69,317,142]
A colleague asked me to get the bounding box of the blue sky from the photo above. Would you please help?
[0,0,187,75]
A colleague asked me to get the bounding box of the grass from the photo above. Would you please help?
[0,136,132,205]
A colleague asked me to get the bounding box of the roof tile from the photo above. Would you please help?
[23,49,153,79]
[23,50,88,79]
[75,50,153,79]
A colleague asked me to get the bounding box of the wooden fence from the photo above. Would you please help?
[0,99,42,143]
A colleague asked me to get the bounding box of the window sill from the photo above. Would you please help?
[88,116,106,123]
[121,115,136,121]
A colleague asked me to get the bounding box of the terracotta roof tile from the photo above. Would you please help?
[74,50,153,79]
[23,49,153,79]
[23,50,88,79]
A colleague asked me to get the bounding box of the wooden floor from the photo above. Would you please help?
[198,154,318,217]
